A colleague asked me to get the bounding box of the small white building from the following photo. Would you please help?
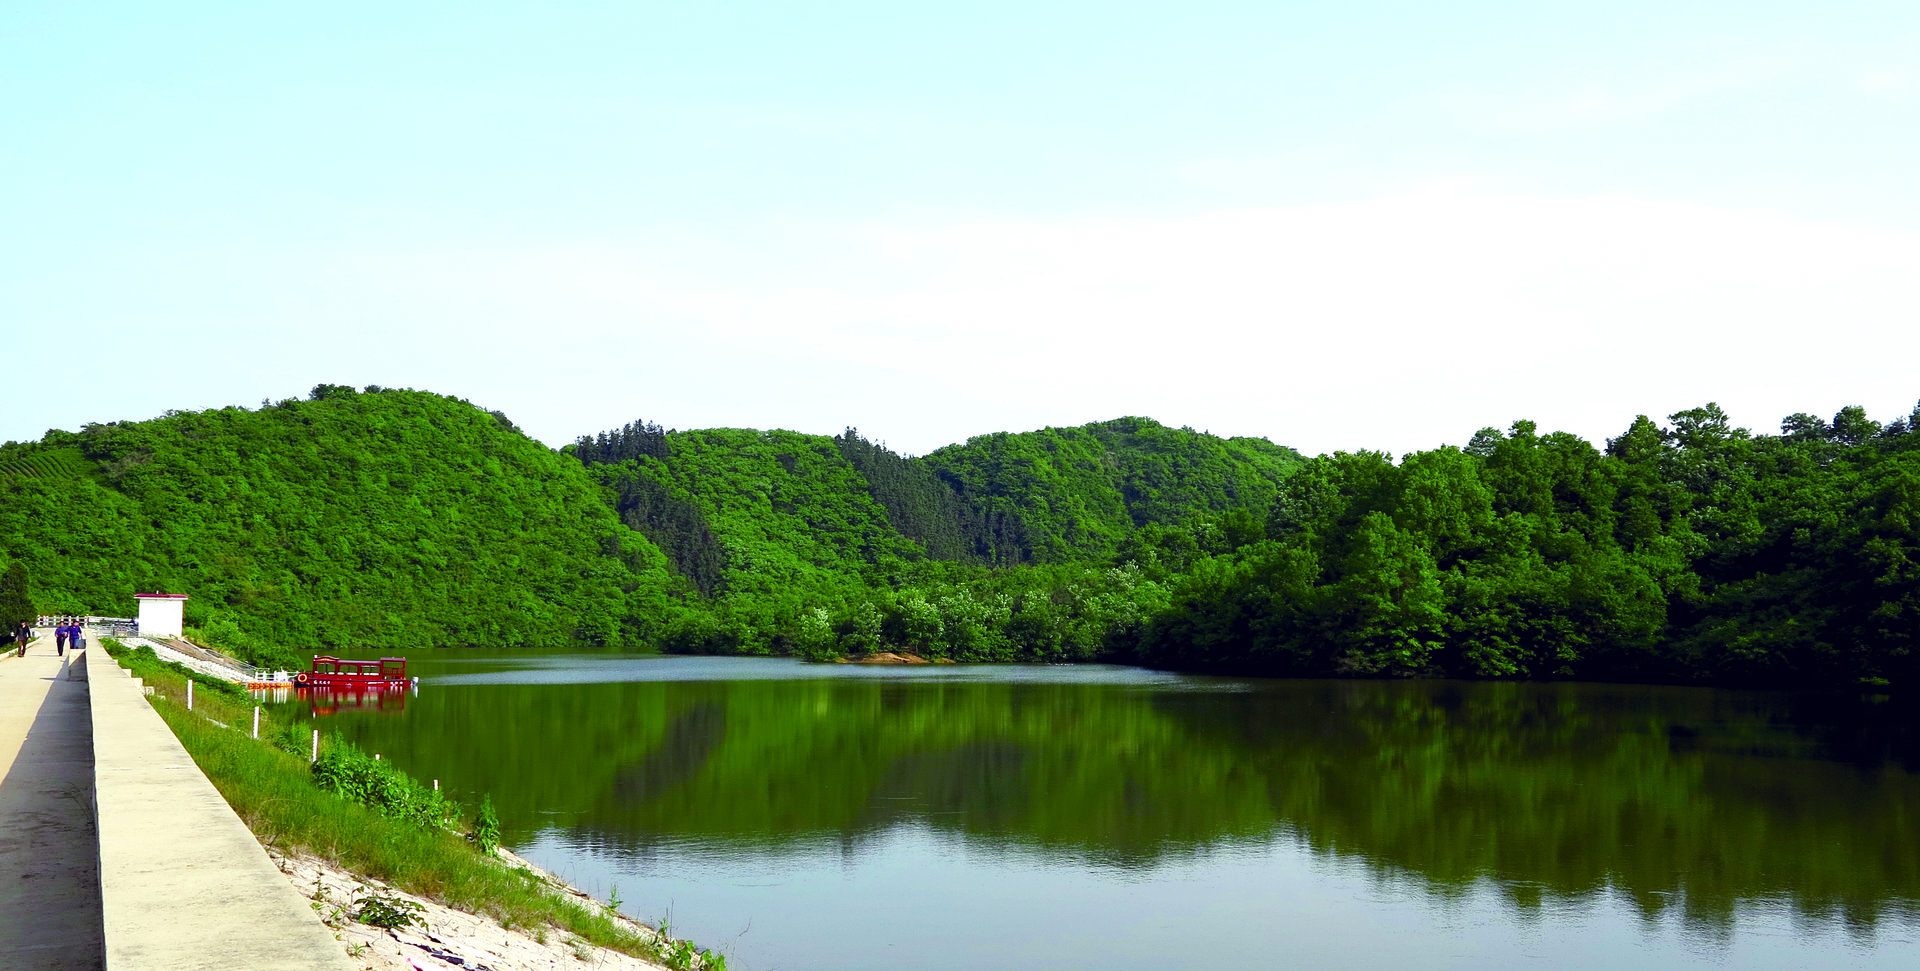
[134,593,189,638]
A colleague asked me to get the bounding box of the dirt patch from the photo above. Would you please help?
[836,652,937,664]
[271,847,680,971]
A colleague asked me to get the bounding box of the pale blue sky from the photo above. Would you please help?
[5,2,1918,456]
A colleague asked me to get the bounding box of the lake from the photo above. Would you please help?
[275,652,1920,969]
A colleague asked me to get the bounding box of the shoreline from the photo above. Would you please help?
[833,650,954,664]
[271,846,683,971]
[147,635,1902,694]
[99,639,723,971]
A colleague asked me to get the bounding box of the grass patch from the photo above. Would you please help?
[311,737,460,829]
[102,641,676,963]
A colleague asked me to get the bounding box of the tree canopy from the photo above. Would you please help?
[0,387,685,666]
[4,386,1915,688]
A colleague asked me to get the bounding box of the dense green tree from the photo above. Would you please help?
[0,561,33,630]
[1138,399,1920,688]
[585,462,726,595]
[833,429,977,561]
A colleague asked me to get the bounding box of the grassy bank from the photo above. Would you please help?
[100,640,710,967]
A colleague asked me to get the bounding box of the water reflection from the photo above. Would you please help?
[255,683,416,716]
[299,656,1920,966]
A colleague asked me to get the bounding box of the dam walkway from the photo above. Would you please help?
[0,634,105,970]
[0,631,356,970]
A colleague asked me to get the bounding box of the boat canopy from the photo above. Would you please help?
[309,656,407,680]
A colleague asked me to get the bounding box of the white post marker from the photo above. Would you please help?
[311,728,319,763]
[187,680,194,710]
[252,706,261,739]
[433,779,439,791]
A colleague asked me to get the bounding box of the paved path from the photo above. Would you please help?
[87,644,359,970]
[2,633,356,970]
[0,630,106,970]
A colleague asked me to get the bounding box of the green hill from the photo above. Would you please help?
[2,392,1305,667]
[0,386,683,665]
[919,417,1305,563]
[568,416,1305,592]
[582,427,924,600]
[11,384,1913,688]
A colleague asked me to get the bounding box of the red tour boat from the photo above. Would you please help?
[293,655,411,687]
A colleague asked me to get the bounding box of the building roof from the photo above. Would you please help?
[133,593,191,599]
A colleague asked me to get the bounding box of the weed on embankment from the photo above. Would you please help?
[100,639,695,965]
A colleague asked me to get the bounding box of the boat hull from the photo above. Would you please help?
[293,673,407,687]
[297,656,410,687]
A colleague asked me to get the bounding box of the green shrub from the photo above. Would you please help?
[268,721,310,757]
[473,795,500,856]
[353,891,425,930]
[311,736,457,830]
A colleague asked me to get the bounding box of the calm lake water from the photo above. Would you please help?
[275,653,1920,970]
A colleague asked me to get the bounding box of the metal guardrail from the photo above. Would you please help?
[37,616,137,634]
[32,621,289,681]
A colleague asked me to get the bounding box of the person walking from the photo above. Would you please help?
[14,621,30,657]
[54,620,68,655]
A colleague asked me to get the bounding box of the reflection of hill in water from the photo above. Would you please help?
[337,674,1920,929]
[1152,682,1920,930]
[610,702,725,804]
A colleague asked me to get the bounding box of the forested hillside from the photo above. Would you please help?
[588,427,924,598]
[5,385,1916,689]
[562,416,1303,659]
[0,390,1301,669]
[570,415,1302,575]
[920,417,1305,563]
[568,401,1920,688]
[1135,404,1920,687]
[0,387,683,666]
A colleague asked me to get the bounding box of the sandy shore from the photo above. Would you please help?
[269,846,686,971]
[834,651,954,664]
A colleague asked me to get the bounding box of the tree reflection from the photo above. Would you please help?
[331,676,1920,935]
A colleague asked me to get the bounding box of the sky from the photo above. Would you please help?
[4,1,1918,457]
